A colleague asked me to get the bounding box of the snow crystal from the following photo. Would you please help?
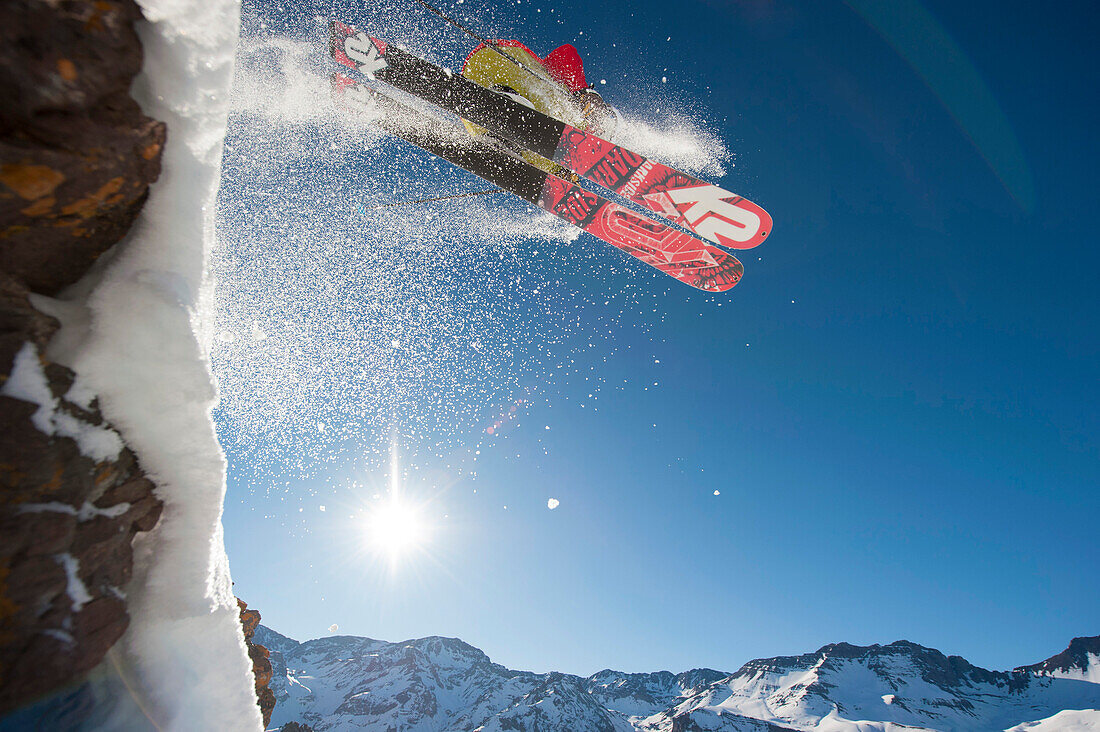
[41,628,75,645]
[1,342,124,461]
[328,624,339,633]
[547,498,559,510]
[55,553,92,612]
[2,342,56,433]
[53,412,124,462]
[212,18,731,487]
[19,501,132,520]
[64,376,98,410]
[612,110,729,179]
[18,502,79,516]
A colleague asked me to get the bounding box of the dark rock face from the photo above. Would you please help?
[0,0,166,717]
[280,723,315,732]
[586,667,727,710]
[1017,636,1100,675]
[238,599,276,728]
[0,0,165,295]
[731,639,1021,693]
[0,275,163,714]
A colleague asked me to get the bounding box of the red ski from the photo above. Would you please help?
[332,74,744,292]
[329,21,772,252]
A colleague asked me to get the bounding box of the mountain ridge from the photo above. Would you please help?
[258,628,1100,731]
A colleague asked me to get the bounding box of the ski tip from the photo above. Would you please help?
[697,256,744,292]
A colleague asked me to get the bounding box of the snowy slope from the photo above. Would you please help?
[1005,709,1100,731]
[263,630,1100,732]
[1017,637,1100,685]
[641,640,1100,732]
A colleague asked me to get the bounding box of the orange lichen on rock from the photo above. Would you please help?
[56,58,78,81]
[141,141,162,160]
[60,177,125,218]
[0,165,66,201]
[237,599,276,726]
[20,197,56,217]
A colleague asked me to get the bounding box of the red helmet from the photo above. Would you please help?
[540,44,588,92]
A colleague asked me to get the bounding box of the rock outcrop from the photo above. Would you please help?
[0,0,165,295]
[280,723,315,732]
[1016,635,1100,677]
[238,598,276,727]
[0,0,166,715]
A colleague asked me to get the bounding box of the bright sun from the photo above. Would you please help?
[367,499,426,558]
[366,440,429,561]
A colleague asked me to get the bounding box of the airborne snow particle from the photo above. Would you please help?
[328,624,338,633]
[713,490,720,496]
[547,498,559,510]
[319,505,326,512]
[212,32,731,498]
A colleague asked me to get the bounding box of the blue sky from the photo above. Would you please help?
[216,0,1098,676]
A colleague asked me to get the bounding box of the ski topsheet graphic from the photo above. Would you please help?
[329,21,772,252]
[332,74,744,291]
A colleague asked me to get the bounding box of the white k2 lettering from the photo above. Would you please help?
[666,184,761,244]
[345,33,388,77]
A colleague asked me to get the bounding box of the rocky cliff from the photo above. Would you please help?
[239,598,277,727]
[0,0,165,715]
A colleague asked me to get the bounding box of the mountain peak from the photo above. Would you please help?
[253,624,300,656]
[1017,635,1100,678]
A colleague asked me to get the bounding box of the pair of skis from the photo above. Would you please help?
[329,20,772,292]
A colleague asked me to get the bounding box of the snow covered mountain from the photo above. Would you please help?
[258,625,705,732]
[1016,636,1100,684]
[642,639,1100,732]
[257,627,1100,732]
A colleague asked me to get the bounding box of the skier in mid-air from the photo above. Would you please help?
[460,39,618,170]
[329,18,770,292]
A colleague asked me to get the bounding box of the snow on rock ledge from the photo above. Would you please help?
[63,0,262,728]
